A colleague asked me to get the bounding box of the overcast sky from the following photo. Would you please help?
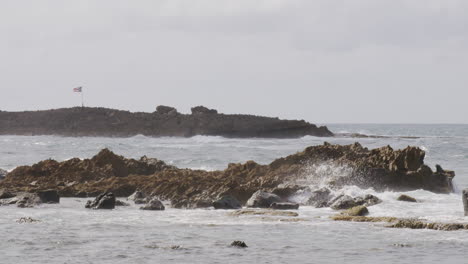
[1,0,467,123]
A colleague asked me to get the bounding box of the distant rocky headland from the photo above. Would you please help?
[0,106,333,138]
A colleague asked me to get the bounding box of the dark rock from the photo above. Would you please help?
[213,195,242,209]
[191,106,218,115]
[246,191,282,208]
[306,187,332,208]
[36,190,60,203]
[397,194,417,203]
[85,192,116,209]
[463,189,468,216]
[231,241,248,248]
[140,198,165,211]
[115,200,130,206]
[270,202,299,210]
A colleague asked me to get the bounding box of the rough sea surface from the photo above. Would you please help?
[1,124,467,264]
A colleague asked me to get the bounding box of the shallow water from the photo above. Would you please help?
[1,124,468,263]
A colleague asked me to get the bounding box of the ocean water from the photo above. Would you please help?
[1,124,468,264]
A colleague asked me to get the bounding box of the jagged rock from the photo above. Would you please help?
[191,106,218,115]
[230,209,299,217]
[140,198,165,211]
[231,241,248,248]
[36,190,60,204]
[85,192,116,209]
[246,191,282,208]
[270,202,299,210]
[128,190,147,204]
[0,143,455,207]
[115,200,130,206]
[463,189,468,216]
[340,205,369,216]
[306,187,332,208]
[397,194,417,203]
[213,195,242,209]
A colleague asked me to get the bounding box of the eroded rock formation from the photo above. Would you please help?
[0,143,455,208]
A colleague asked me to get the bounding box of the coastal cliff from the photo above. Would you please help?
[0,143,455,208]
[0,106,333,138]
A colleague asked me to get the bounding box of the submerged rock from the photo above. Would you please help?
[85,192,116,209]
[140,198,165,211]
[246,191,282,208]
[213,195,242,209]
[340,206,369,217]
[270,202,299,210]
[115,200,130,206]
[230,209,299,217]
[397,195,417,203]
[16,217,41,223]
[231,241,248,248]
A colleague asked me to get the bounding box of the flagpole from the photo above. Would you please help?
[81,88,84,107]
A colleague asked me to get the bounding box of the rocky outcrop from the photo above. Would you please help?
[85,192,116,209]
[0,143,455,208]
[0,106,333,138]
[397,194,417,202]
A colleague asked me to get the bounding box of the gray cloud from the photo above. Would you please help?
[0,0,467,123]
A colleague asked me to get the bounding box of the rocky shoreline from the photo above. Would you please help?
[0,106,333,138]
[0,142,455,208]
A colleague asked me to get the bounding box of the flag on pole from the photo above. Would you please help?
[73,87,82,93]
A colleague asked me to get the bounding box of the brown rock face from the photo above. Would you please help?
[0,143,455,208]
[0,106,333,138]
